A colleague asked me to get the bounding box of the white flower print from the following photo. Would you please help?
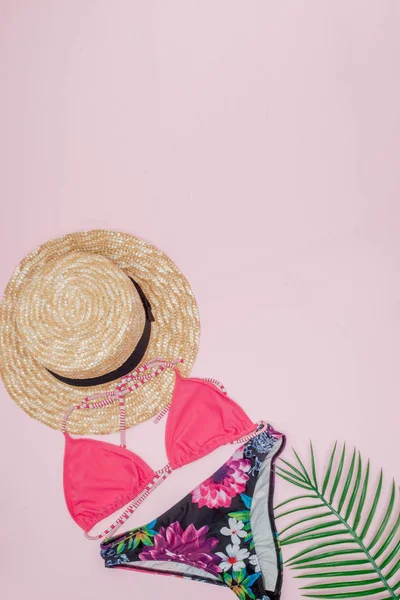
[220,518,248,545]
[216,543,250,572]
[249,554,261,572]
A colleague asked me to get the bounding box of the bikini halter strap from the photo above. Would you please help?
[62,357,183,446]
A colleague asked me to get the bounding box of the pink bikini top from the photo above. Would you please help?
[62,359,263,540]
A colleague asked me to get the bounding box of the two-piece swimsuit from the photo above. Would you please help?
[63,359,286,600]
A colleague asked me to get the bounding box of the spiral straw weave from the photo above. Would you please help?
[0,230,200,434]
[15,252,145,379]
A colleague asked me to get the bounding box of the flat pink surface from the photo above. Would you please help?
[0,2,399,599]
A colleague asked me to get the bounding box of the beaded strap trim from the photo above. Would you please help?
[84,464,173,541]
[151,374,264,444]
[232,420,269,444]
[62,357,183,445]
[202,377,227,394]
[152,376,227,424]
[153,404,171,424]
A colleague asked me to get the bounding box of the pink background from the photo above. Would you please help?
[1,2,399,599]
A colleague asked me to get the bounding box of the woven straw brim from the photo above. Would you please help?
[0,230,200,434]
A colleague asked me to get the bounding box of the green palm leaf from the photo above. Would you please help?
[274,443,400,599]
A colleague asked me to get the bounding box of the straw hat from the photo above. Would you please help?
[0,230,200,434]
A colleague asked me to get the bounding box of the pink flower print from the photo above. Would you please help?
[139,522,221,575]
[192,452,251,510]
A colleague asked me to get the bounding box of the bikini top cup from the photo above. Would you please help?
[63,360,262,540]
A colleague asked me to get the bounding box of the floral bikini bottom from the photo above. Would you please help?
[101,426,285,600]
